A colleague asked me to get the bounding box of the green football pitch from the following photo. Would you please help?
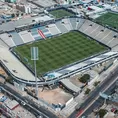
[14,31,107,76]
[49,9,74,18]
[95,12,118,29]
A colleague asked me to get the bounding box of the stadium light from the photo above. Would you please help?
[31,47,39,97]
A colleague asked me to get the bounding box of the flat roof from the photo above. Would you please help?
[4,98,19,110]
[0,15,53,32]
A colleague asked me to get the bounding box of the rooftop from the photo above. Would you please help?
[4,98,19,110]
[0,15,53,32]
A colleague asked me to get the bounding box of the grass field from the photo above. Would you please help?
[14,31,107,76]
[49,9,74,18]
[95,12,118,29]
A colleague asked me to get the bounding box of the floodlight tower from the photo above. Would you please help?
[31,47,39,97]
[75,0,79,25]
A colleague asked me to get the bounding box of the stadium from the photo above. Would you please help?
[0,7,118,86]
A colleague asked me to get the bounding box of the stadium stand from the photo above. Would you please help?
[79,20,91,31]
[9,32,24,45]
[31,28,42,40]
[100,31,116,43]
[19,31,35,43]
[0,33,15,47]
[55,21,68,33]
[108,37,118,48]
[69,18,77,30]
[83,23,103,37]
[46,24,61,35]
[79,20,118,48]
[0,38,9,49]
[76,19,86,30]
[62,19,73,31]
[39,26,52,38]
[0,18,117,49]
[82,24,103,38]
[38,26,48,32]
[31,26,52,40]
[94,29,112,42]
[112,46,118,51]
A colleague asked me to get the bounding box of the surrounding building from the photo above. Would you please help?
[5,0,16,3]
[16,4,31,14]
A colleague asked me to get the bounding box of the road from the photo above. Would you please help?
[0,83,58,118]
[69,66,118,118]
[82,81,116,117]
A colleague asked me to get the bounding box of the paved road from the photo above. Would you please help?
[0,83,58,118]
[69,66,118,118]
[82,81,116,117]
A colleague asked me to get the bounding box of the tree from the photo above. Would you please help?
[94,81,100,87]
[85,88,91,95]
[5,76,13,84]
[98,109,107,118]
[79,74,90,83]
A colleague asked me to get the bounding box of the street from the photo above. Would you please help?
[0,83,58,118]
[69,66,118,118]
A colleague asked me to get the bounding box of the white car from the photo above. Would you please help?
[21,101,26,105]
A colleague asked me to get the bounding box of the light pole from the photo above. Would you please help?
[31,47,39,97]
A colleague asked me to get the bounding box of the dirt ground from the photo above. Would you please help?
[69,74,84,87]
[38,87,72,105]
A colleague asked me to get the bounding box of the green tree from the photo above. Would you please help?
[99,109,107,118]
[79,74,90,83]
[85,88,91,95]
[94,81,100,87]
[5,76,13,84]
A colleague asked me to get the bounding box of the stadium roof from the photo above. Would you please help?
[0,15,53,32]
[31,0,56,8]
[34,15,54,22]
